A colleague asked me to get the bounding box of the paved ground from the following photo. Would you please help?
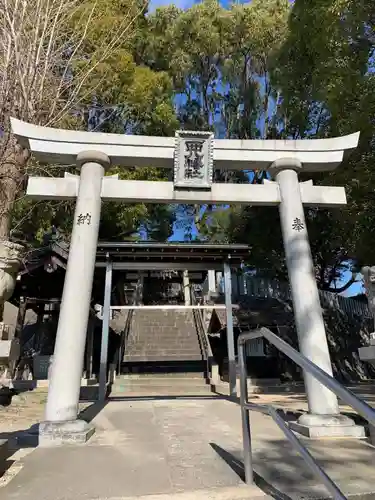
[0,389,91,489]
[0,389,375,500]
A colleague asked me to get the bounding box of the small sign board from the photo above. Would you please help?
[174,131,214,189]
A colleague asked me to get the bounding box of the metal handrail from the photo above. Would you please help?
[240,328,375,425]
[115,281,142,373]
[116,309,134,374]
[191,289,218,383]
[191,291,212,356]
[238,327,375,500]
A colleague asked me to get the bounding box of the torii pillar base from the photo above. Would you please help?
[290,414,366,439]
[38,420,95,447]
[17,419,95,448]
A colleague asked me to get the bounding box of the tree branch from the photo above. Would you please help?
[325,276,359,294]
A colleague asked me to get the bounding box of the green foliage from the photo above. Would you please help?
[11,165,175,245]
[99,166,175,241]
[139,0,290,239]
[67,0,177,136]
[192,0,375,290]
[10,0,375,284]
[142,0,289,137]
[271,0,375,276]
[10,0,177,244]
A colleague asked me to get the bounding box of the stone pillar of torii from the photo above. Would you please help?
[11,118,365,444]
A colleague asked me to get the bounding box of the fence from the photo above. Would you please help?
[202,274,372,320]
[242,276,372,319]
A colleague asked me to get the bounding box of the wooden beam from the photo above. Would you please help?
[95,262,238,271]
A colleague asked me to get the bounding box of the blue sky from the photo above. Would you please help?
[148,0,293,12]
[338,272,364,297]
[149,0,233,12]
[149,0,195,10]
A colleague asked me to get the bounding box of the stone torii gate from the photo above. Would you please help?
[11,118,362,444]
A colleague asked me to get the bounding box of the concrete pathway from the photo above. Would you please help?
[1,394,375,499]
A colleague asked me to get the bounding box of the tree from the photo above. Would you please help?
[271,0,375,285]
[11,167,176,245]
[194,0,375,293]
[143,0,289,139]
[140,0,290,238]
[1,0,179,248]
[0,0,148,241]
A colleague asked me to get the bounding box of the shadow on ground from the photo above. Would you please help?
[0,428,36,483]
[210,437,375,500]
[210,443,293,499]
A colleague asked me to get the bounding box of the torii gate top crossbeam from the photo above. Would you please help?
[11,118,359,172]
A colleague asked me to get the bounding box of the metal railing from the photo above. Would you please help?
[191,289,219,383]
[238,327,375,500]
[113,280,143,375]
[115,309,134,375]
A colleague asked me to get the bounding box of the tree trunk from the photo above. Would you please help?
[0,185,16,240]
[0,136,29,320]
[0,136,29,240]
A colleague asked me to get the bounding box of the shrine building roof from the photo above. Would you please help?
[18,240,251,275]
[95,241,250,270]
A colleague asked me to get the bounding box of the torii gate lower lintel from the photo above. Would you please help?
[10,118,364,444]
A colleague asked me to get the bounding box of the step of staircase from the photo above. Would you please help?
[111,374,212,396]
[124,354,203,362]
[127,338,199,343]
[117,376,209,385]
[121,360,206,375]
[125,345,202,351]
[120,372,208,380]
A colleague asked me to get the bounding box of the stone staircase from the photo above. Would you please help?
[111,372,213,396]
[122,309,205,372]
[113,308,212,395]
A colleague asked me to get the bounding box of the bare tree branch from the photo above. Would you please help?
[325,276,360,294]
[0,0,147,239]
